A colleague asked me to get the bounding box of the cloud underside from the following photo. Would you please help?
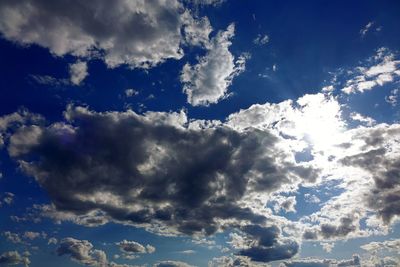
[2,92,400,263]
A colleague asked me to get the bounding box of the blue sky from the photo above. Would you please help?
[0,1,400,266]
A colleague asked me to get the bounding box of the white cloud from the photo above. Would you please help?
[360,21,374,37]
[181,24,248,106]
[69,61,88,86]
[153,260,195,267]
[342,48,400,94]
[385,88,399,106]
[0,0,212,69]
[253,34,269,45]
[350,112,375,126]
[124,89,139,97]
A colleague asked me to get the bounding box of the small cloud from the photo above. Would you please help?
[322,85,334,92]
[48,237,58,245]
[350,112,376,126]
[178,250,196,254]
[125,89,139,97]
[30,74,69,86]
[253,34,269,45]
[321,242,335,253]
[360,21,374,37]
[385,88,399,106]
[69,61,88,86]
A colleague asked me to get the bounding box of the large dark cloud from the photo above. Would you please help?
[5,106,318,262]
[9,107,312,235]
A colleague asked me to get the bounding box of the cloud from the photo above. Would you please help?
[187,0,226,6]
[125,89,139,98]
[350,112,375,126]
[3,231,23,244]
[181,24,248,106]
[385,89,399,107]
[360,21,374,37]
[7,104,315,242]
[57,237,135,267]
[1,192,14,206]
[0,251,30,267]
[208,256,266,267]
[0,0,211,69]
[69,61,88,86]
[29,74,70,86]
[361,239,400,254]
[342,48,400,94]
[280,254,361,267]
[116,240,155,259]
[339,124,400,224]
[153,261,195,267]
[23,231,41,240]
[253,34,269,45]
[48,237,58,245]
[4,89,400,262]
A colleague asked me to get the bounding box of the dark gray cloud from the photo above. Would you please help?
[8,106,314,241]
[233,225,299,262]
[0,0,209,69]
[303,216,358,240]
[0,251,30,266]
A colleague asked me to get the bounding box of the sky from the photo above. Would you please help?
[0,0,400,266]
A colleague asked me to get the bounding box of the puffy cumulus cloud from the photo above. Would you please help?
[338,124,400,225]
[362,256,400,267]
[269,195,296,214]
[181,24,248,106]
[0,0,213,69]
[208,255,268,267]
[57,238,107,266]
[342,48,400,94]
[299,122,400,241]
[187,0,226,6]
[48,237,58,245]
[69,61,88,86]
[116,240,155,259]
[57,238,136,267]
[360,239,400,254]
[182,11,212,48]
[153,260,195,267]
[3,231,23,244]
[227,225,298,263]
[23,231,41,240]
[0,251,30,266]
[8,105,314,243]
